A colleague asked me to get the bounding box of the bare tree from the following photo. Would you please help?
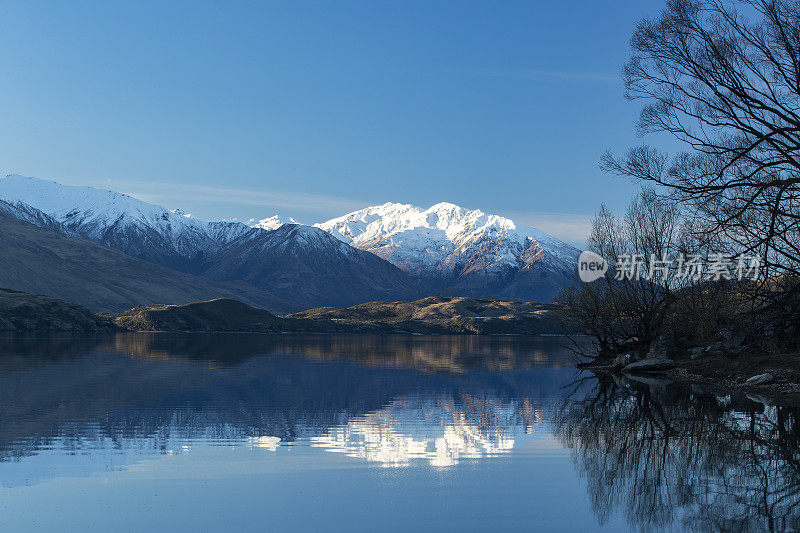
[600,0,800,349]
[561,189,683,358]
[602,0,800,278]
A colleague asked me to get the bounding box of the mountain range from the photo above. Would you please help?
[0,205,292,312]
[316,202,579,302]
[0,174,580,311]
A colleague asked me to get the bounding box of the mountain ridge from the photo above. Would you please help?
[315,201,580,301]
[0,174,579,305]
[0,208,294,312]
[0,174,420,308]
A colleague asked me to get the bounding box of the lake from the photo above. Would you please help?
[0,333,796,532]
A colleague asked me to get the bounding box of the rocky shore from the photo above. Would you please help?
[580,335,800,402]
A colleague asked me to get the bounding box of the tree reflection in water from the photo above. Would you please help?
[553,373,800,532]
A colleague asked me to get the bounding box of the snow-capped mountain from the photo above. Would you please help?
[0,174,248,270]
[0,205,292,312]
[316,202,579,301]
[0,174,578,305]
[248,215,297,231]
[0,174,418,308]
[0,197,68,235]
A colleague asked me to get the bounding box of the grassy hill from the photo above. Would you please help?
[1,289,566,335]
[107,298,294,332]
[0,288,111,331]
[107,296,565,334]
[287,296,565,334]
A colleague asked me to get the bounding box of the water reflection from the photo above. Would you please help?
[553,372,800,532]
[0,333,569,484]
[104,332,574,371]
[2,333,799,531]
[311,395,542,468]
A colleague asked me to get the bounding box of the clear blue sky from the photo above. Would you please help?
[0,0,667,244]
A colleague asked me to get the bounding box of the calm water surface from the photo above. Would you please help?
[0,334,796,532]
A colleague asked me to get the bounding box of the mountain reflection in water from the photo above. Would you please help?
[0,333,798,532]
[0,334,566,477]
[310,395,542,468]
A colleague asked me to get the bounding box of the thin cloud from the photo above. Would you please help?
[511,211,593,247]
[464,67,619,83]
[103,179,370,217]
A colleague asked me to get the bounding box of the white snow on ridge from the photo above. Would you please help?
[0,174,357,260]
[315,202,579,274]
[0,174,214,236]
[0,174,578,278]
[0,174,257,254]
[170,208,194,219]
[248,215,298,231]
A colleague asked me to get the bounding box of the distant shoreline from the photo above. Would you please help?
[1,289,572,336]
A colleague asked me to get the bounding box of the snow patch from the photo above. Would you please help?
[248,215,298,231]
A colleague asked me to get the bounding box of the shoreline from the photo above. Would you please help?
[582,351,800,404]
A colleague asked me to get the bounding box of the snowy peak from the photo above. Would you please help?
[2,174,166,223]
[0,174,579,303]
[0,174,217,244]
[316,201,578,276]
[248,215,298,231]
[0,175,319,266]
[0,173,378,270]
[318,201,519,244]
[317,202,419,243]
[0,173,417,308]
[170,209,194,219]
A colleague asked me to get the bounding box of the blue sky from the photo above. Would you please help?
[0,0,667,244]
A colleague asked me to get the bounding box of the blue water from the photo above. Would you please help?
[0,334,795,532]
